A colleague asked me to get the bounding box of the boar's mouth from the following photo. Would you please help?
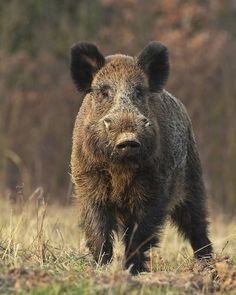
[116,140,141,150]
[85,122,157,165]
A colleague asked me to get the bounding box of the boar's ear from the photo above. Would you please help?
[70,42,105,92]
[137,41,169,92]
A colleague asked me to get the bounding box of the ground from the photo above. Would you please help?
[0,191,235,295]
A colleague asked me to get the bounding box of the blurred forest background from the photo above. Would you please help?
[0,0,235,212]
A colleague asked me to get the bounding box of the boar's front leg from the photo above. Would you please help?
[81,203,115,265]
[124,203,166,275]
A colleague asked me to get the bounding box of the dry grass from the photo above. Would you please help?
[0,191,235,294]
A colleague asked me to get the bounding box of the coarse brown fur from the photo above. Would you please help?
[70,41,213,275]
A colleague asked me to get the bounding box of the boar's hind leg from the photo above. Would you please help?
[171,143,213,259]
[82,204,115,265]
[171,200,212,259]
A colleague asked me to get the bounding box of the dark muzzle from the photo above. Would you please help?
[115,133,140,157]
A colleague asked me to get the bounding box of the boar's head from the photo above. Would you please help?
[70,42,169,166]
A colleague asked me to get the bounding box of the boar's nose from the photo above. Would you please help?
[115,133,141,156]
[116,140,140,150]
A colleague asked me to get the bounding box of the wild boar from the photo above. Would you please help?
[70,41,212,274]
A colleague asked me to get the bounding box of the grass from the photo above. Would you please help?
[0,191,235,294]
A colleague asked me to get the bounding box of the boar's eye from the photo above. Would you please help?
[135,85,145,99]
[98,85,113,99]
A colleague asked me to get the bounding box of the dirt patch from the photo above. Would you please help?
[0,267,53,293]
[134,258,236,293]
[135,271,210,292]
[1,258,236,294]
[215,260,236,291]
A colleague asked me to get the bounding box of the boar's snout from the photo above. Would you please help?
[115,133,141,157]
[103,115,151,131]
